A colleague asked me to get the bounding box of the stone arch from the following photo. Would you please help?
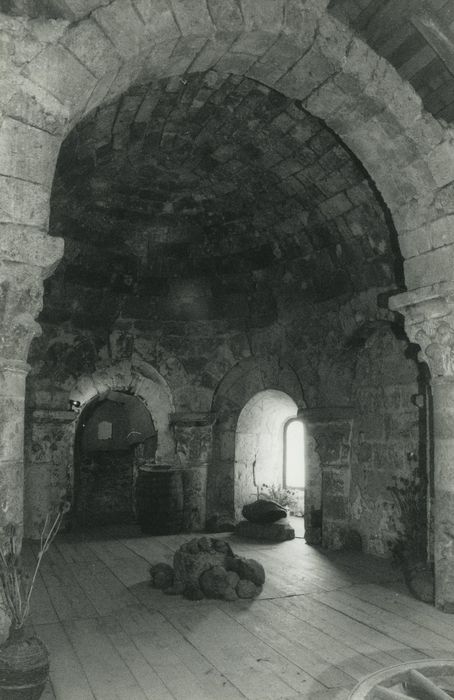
[69,357,175,464]
[208,354,304,526]
[1,0,452,545]
[72,390,156,527]
[1,0,449,296]
[234,388,299,520]
[24,356,176,537]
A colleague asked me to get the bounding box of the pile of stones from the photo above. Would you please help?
[149,536,265,601]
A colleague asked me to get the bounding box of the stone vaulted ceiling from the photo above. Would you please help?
[47,71,400,330]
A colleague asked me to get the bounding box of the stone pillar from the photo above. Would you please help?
[0,228,63,536]
[0,359,31,537]
[299,407,355,549]
[24,409,76,539]
[390,284,454,611]
[170,412,215,531]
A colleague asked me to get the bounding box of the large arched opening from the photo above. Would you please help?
[1,0,452,609]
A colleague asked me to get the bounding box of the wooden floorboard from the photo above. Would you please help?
[25,531,454,700]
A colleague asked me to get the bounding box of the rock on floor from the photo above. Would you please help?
[149,536,265,601]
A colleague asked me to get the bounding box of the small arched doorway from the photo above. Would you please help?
[74,390,156,527]
[234,390,305,529]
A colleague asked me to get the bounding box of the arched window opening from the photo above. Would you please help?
[284,419,305,490]
[234,390,298,520]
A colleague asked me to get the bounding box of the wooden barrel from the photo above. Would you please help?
[135,468,184,534]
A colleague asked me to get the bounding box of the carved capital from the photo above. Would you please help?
[0,262,46,362]
[390,284,454,378]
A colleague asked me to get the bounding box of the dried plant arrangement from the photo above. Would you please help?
[0,500,70,637]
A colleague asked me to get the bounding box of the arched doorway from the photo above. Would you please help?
[73,390,156,527]
[234,390,302,518]
[2,0,451,610]
[210,356,305,529]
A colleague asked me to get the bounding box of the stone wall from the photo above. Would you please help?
[24,408,75,537]
[349,324,423,556]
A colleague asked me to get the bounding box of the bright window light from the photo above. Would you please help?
[285,419,305,489]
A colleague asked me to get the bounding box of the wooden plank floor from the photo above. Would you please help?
[23,529,454,700]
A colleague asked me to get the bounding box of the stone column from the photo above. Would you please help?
[299,407,355,549]
[170,412,215,531]
[24,409,76,539]
[0,227,63,537]
[390,284,454,611]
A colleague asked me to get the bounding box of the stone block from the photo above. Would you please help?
[406,112,444,157]
[394,198,439,235]
[0,458,24,527]
[0,117,60,189]
[435,181,454,216]
[404,245,454,289]
[305,79,349,124]
[277,46,336,100]
[269,32,316,71]
[182,467,207,531]
[366,58,423,130]
[22,43,96,114]
[59,0,104,20]
[169,0,214,35]
[0,224,63,268]
[190,34,238,74]
[215,50,257,76]
[240,0,284,32]
[0,363,28,400]
[0,398,24,462]
[246,62,286,88]
[398,226,432,260]
[342,36,380,90]
[319,192,352,218]
[0,175,50,227]
[93,0,149,60]
[156,36,207,79]
[400,158,437,198]
[315,20,351,76]
[133,0,181,41]
[81,70,117,116]
[427,140,454,188]
[231,31,277,57]
[103,56,145,103]
[6,79,69,135]
[207,0,243,32]
[60,19,122,79]
[235,519,295,541]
